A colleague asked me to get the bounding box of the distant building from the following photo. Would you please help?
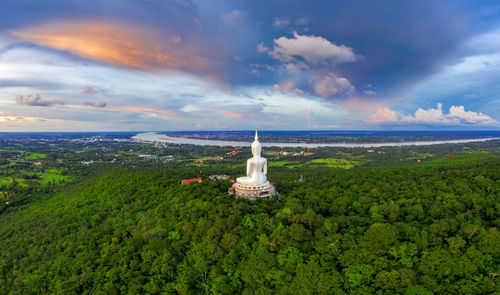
[209,174,230,181]
[139,154,157,159]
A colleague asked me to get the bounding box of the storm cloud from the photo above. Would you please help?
[0,0,497,130]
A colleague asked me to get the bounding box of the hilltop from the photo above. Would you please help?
[0,155,498,294]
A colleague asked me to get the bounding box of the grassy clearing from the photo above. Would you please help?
[307,157,362,169]
[0,177,29,187]
[462,150,490,154]
[268,160,300,167]
[40,169,70,185]
[25,152,47,160]
[266,157,364,169]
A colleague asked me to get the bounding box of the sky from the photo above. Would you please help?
[0,0,499,131]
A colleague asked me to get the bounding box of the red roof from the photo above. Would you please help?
[182,178,202,184]
[226,151,240,155]
[448,155,455,158]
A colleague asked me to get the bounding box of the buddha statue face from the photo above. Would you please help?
[251,130,261,157]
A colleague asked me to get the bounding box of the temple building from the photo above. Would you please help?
[229,131,277,200]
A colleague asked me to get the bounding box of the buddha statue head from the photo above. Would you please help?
[251,130,261,157]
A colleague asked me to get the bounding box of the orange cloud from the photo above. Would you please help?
[363,107,398,123]
[336,96,384,113]
[11,20,212,72]
[114,106,180,117]
[210,109,257,119]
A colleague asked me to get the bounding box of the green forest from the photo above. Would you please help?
[0,154,499,294]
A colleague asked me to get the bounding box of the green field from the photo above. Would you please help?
[307,157,363,168]
[24,152,47,160]
[0,177,28,187]
[40,169,70,184]
[268,160,300,167]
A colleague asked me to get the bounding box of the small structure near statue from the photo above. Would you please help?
[229,131,277,200]
[209,174,231,181]
[182,178,202,184]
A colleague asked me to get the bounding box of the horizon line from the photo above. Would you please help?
[1,129,500,133]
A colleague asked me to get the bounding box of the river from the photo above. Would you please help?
[132,132,500,148]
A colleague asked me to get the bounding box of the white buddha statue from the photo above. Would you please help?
[237,131,268,185]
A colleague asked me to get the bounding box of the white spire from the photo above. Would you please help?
[255,130,259,141]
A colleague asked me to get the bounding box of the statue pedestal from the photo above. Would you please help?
[230,180,276,200]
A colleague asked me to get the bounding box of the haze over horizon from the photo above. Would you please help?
[1,0,500,131]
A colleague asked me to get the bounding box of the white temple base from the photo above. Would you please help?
[229,180,276,200]
[235,176,268,186]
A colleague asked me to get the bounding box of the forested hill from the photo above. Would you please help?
[0,155,499,294]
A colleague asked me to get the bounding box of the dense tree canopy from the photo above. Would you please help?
[0,155,498,294]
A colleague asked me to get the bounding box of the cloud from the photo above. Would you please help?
[269,31,360,63]
[82,86,98,95]
[0,115,58,123]
[248,68,260,76]
[273,81,295,92]
[295,17,311,26]
[400,103,498,125]
[84,101,107,108]
[273,17,291,27]
[221,10,247,26]
[447,105,497,124]
[272,81,304,95]
[16,93,64,107]
[257,42,270,53]
[11,20,212,72]
[257,32,360,100]
[284,62,308,74]
[299,109,314,122]
[273,17,310,28]
[210,109,257,119]
[401,103,446,123]
[250,63,274,72]
[313,74,355,97]
[361,103,498,126]
[363,107,398,123]
[0,36,347,131]
[336,97,384,113]
[363,90,377,95]
[113,106,179,118]
[171,35,182,44]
